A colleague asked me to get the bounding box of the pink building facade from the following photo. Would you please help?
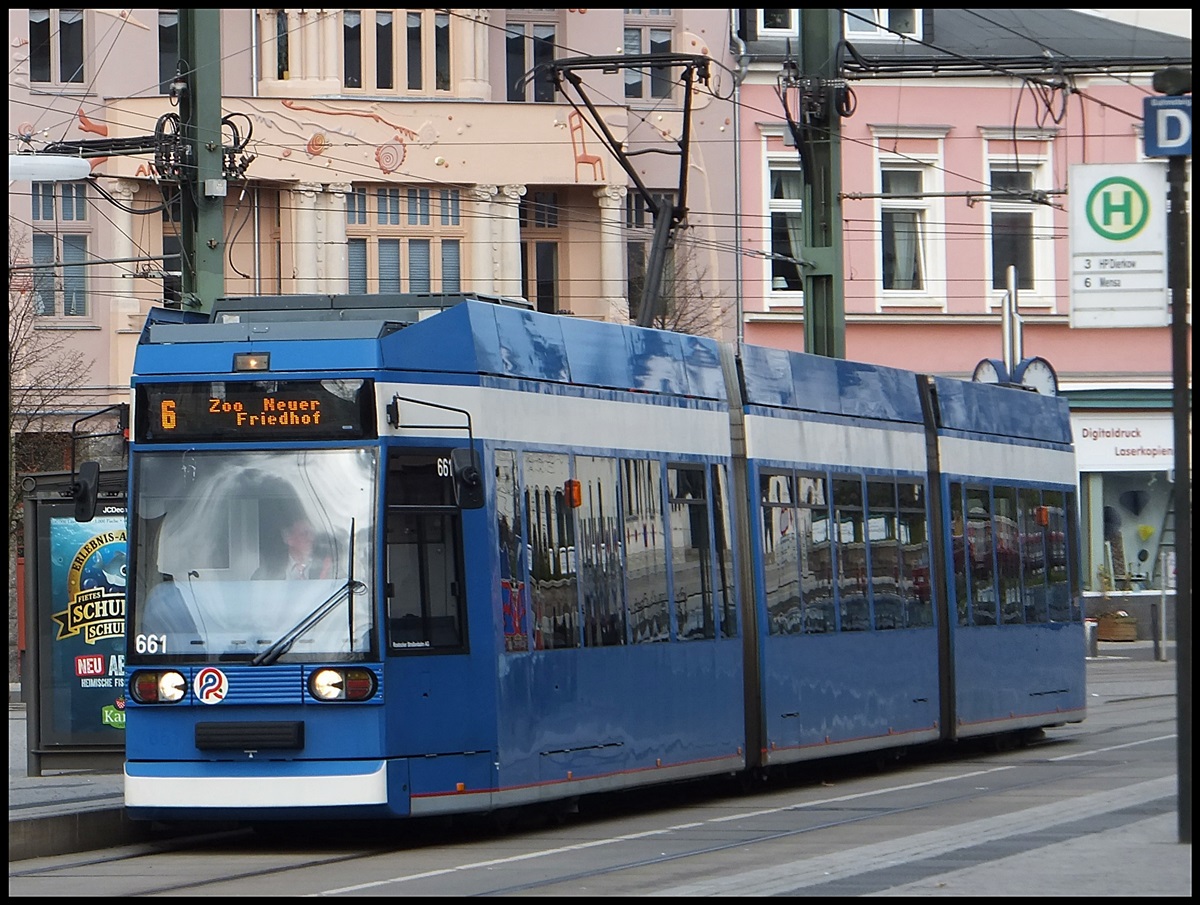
[7,8,1192,626]
[733,9,1190,610]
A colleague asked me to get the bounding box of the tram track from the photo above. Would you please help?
[10,704,1178,896]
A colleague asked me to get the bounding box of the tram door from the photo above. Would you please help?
[385,450,468,652]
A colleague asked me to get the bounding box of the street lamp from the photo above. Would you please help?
[8,154,92,182]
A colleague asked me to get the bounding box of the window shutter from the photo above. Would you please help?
[409,239,431,293]
[348,238,367,293]
[62,235,87,316]
[441,240,460,292]
[379,239,401,293]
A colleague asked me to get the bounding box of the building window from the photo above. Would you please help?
[520,192,561,313]
[506,14,557,103]
[29,8,85,84]
[31,234,88,317]
[158,10,179,94]
[342,9,451,94]
[623,9,674,100]
[758,9,796,34]
[344,10,361,87]
[625,191,675,320]
[276,10,290,79]
[376,11,394,89]
[990,169,1035,291]
[346,185,464,293]
[30,181,90,317]
[880,167,926,291]
[162,190,183,306]
[844,8,920,39]
[769,164,803,294]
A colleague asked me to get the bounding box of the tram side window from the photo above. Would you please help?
[1045,490,1071,622]
[577,455,626,647]
[1018,487,1048,624]
[668,465,715,640]
[867,479,902,630]
[995,486,1022,625]
[623,458,669,642]
[799,474,834,633]
[834,475,869,632]
[898,481,932,627]
[1065,490,1082,621]
[386,512,465,650]
[762,471,800,635]
[496,450,530,652]
[950,482,969,626]
[385,451,466,652]
[526,452,579,649]
[967,485,997,626]
[711,464,736,638]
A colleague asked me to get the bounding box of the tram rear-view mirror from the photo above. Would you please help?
[451,448,485,510]
[73,460,101,522]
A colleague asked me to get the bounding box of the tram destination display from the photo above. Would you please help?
[135,379,376,442]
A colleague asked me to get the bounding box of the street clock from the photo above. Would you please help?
[971,358,1009,385]
[1012,357,1059,396]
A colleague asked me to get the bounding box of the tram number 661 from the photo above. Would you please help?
[437,456,453,478]
[135,633,167,654]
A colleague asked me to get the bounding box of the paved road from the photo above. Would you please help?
[8,642,1191,896]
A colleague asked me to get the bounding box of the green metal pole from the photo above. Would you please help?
[799,8,845,359]
[178,9,225,314]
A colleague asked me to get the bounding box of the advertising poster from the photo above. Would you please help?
[40,508,128,744]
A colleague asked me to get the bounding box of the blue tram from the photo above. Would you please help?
[119,293,1084,822]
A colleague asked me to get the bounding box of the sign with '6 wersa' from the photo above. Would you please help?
[1068,162,1168,328]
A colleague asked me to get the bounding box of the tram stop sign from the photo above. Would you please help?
[1068,163,1169,328]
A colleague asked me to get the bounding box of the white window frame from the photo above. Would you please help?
[869,126,947,311]
[757,9,797,36]
[843,9,922,40]
[765,155,805,306]
[876,159,943,307]
[983,131,1056,310]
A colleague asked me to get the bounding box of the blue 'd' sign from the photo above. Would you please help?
[1144,96,1191,157]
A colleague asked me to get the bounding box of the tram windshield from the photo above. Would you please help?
[129,448,378,663]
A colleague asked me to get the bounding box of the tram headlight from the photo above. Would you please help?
[130,670,187,704]
[309,667,377,702]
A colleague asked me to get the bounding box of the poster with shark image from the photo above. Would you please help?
[44,513,128,741]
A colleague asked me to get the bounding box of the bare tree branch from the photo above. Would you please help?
[8,220,95,540]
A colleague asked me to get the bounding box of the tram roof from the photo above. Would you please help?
[134,295,1071,444]
[136,294,728,401]
[930,376,1073,445]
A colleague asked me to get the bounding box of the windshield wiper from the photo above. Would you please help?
[250,579,367,667]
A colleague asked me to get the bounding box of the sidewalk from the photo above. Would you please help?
[8,642,1192,890]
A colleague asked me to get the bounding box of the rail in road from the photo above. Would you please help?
[9,648,1188,896]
